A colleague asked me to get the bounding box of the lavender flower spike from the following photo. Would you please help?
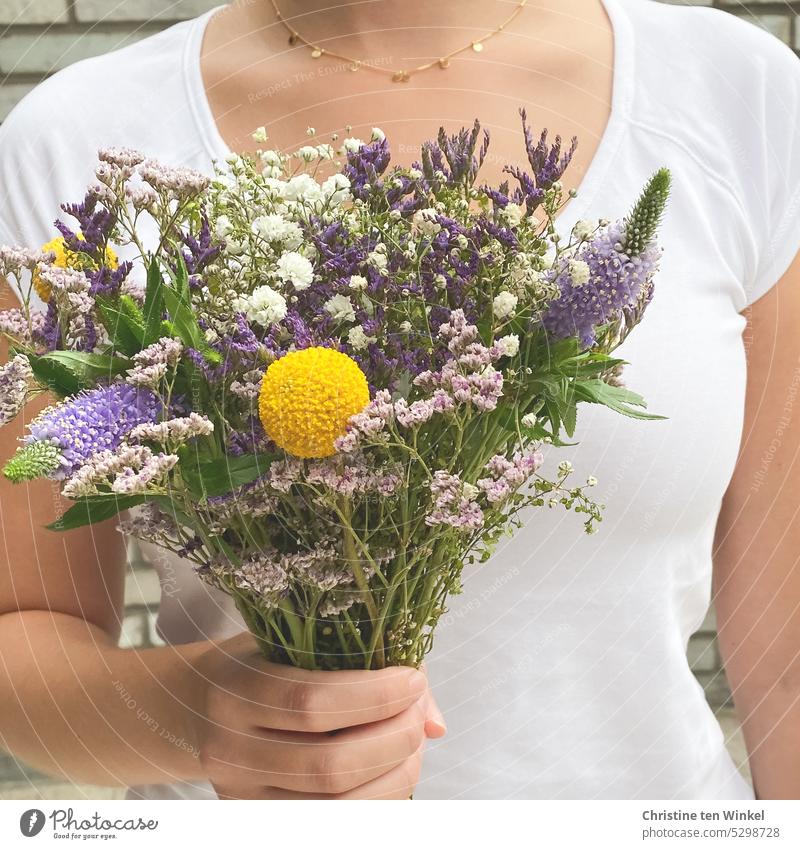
[20,384,160,479]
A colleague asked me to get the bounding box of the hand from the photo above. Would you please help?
[196,633,446,799]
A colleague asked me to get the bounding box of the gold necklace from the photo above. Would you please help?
[270,0,528,83]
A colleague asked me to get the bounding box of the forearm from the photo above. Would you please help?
[716,608,800,800]
[0,608,213,787]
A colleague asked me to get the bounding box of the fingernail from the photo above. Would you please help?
[407,669,427,697]
[425,718,447,738]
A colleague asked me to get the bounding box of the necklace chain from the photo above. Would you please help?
[269,0,528,83]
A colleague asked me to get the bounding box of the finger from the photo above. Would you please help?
[207,699,426,795]
[235,747,424,800]
[228,661,428,732]
[421,688,447,739]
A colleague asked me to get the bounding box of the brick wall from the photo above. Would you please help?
[0,0,778,796]
[2,1,800,122]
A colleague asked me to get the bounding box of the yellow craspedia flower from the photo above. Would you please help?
[32,234,118,302]
[258,347,370,458]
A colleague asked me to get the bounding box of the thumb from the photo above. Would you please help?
[421,686,447,739]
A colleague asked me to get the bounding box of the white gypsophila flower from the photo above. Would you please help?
[408,167,423,180]
[341,137,364,154]
[347,325,375,350]
[400,320,412,332]
[569,259,591,287]
[412,208,441,237]
[321,173,351,205]
[496,334,520,357]
[253,214,303,248]
[558,460,574,474]
[587,475,598,487]
[462,482,479,500]
[367,250,388,272]
[348,274,368,291]
[276,251,314,290]
[225,239,246,256]
[213,215,234,239]
[316,143,335,160]
[283,173,321,203]
[262,177,288,198]
[502,203,524,227]
[371,127,386,142]
[234,285,287,327]
[324,294,356,323]
[521,413,538,428]
[295,145,319,162]
[252,126,269,144]
[260,149,282,167]
[573,219,595,240]
[493,291,518,320]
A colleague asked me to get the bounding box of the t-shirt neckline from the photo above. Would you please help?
[183,0,633,228]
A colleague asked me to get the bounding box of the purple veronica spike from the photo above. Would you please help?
[542,223,661,349]
[27,384,160,478]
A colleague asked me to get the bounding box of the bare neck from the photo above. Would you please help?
[239,0,596,59]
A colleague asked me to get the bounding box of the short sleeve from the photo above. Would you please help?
[740,27,800,305]
[0,72,106,309]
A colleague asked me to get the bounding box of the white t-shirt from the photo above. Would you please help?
[2,0,799,800]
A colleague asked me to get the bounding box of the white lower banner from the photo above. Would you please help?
[0,799,798,848]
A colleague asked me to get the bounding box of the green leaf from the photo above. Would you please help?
[160,269,222,366]
[95,296,144,356]
[36,351,130,384]
[573,379,666,420]
[179,452,275,498]
[28,354,83,397]
[173,254,191,301]
[48,495,144,531]
[143,258,166,346]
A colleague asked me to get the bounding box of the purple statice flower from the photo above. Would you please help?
[58,192,116,258]
[62,443,176,497]
[179,215,223,289]
[118,501,177,545]
[342,137,391,202]
[41,300,60,351]
[126,337,183,388]
[394,398,436,428]
[27,384,160,478]
[139,159,210,198]
[305,456,402,497]
[478,451,543,504]
[231,553,290,602]
[487,109,577,215]
[226,417,272,457]
[0,309,46,349]
[0,355,32,425]
[542,222,661,348]
[421,119,490,188]
[335,389,395,453]
[425,471,484,531]
[86,261,133,299]
[0,245,53,277]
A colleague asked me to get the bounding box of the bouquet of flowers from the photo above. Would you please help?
[0,113,669,670]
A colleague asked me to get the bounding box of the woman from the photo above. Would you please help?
[0,0,798,800]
